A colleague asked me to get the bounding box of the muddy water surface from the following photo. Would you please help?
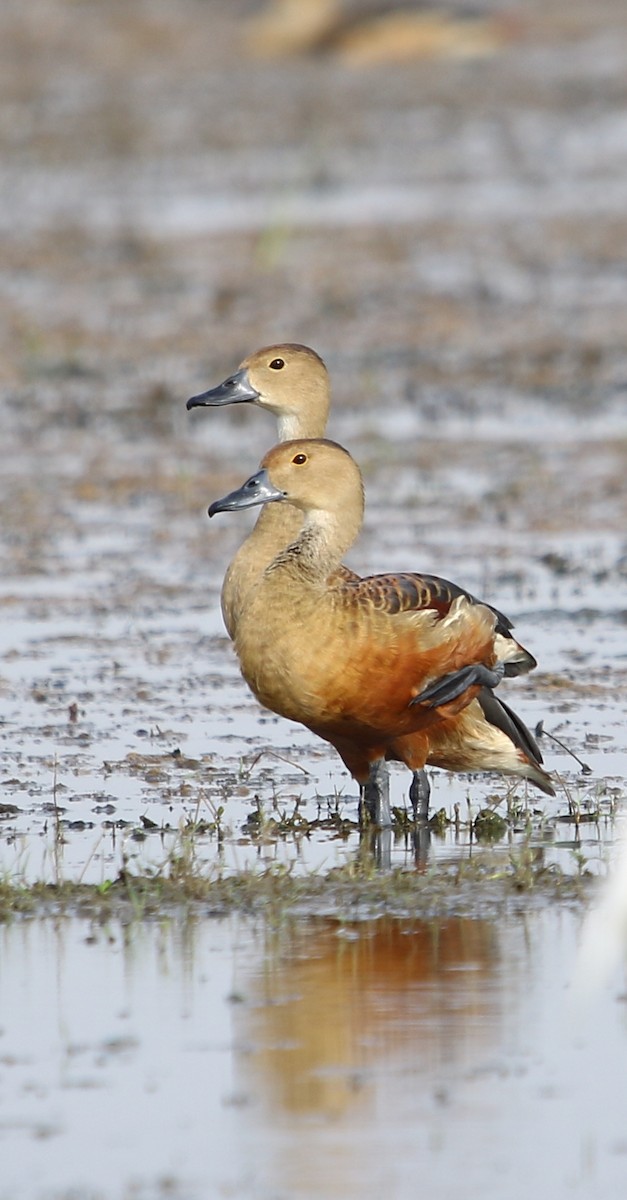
[1,406,624,884]
[2,908,627,1200]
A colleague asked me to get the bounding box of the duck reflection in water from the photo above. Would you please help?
[235,916,505,1120]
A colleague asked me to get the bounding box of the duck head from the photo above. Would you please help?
[188,343,330,440]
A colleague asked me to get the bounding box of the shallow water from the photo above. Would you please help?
[2,382,626,883]
[2,906,627,1200]
[1,459,624,884]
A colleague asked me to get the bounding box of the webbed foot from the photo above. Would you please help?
[411,661,505,709]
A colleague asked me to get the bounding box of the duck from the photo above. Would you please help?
[207,438,554,815]
[188,344,548,825]
[188,345,330,639]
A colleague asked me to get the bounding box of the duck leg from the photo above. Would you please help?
[409,768,431,822]
[360,758,392,828]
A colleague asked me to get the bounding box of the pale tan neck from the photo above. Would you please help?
[276,409,327,440]
[250,499,302,548]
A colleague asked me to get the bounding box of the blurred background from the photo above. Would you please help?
[3,0,627,434]
[1,0,627,874]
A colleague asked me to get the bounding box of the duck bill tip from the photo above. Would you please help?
[186,368,260,411]
[207,470,285,518]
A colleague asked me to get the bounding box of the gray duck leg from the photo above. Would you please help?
[360,758,392,827]
[409,768,431,822]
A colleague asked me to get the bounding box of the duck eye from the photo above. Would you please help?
[269,358,285,370]
[292,453,307,465]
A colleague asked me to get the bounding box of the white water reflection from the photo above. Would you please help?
[1,910,627,1199]
[0,918,245,1199]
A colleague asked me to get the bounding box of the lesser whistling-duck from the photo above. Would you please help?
[188,345,330,638]
[188,344,547,825]
[208,438,554,815]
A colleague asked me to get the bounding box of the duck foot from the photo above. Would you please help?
[411,661,505,709]
[412,823,431,869]
[360,758,392,827]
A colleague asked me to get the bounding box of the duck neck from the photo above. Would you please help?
[272,507,359,581]
[276,407,327,441]
[250,495,301,545]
